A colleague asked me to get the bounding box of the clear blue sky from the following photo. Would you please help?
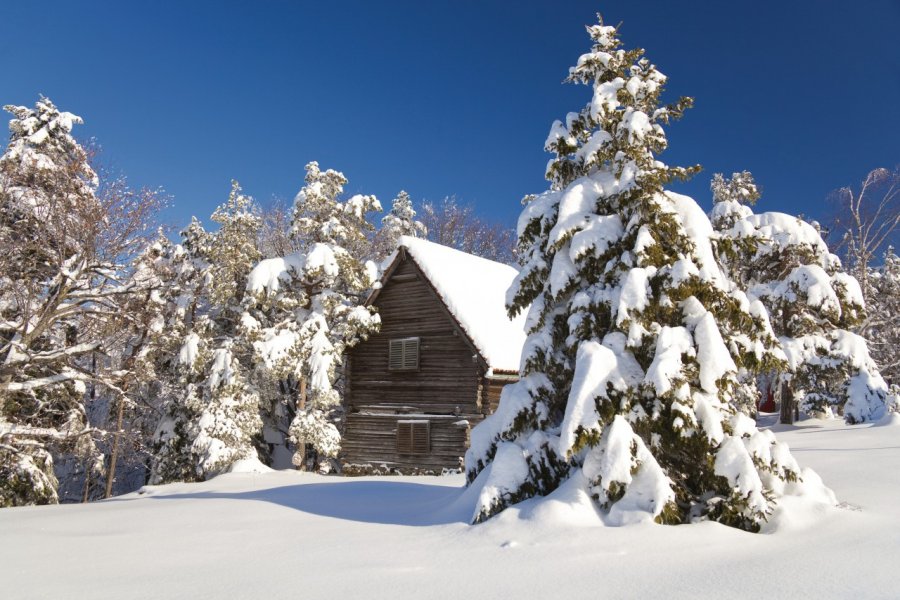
[2,0,898,231]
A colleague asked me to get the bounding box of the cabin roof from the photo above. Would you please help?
[372,236,527,374]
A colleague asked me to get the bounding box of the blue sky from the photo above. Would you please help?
[2,1,898,232]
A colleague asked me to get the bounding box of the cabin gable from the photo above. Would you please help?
[346,253,484,416]
[342,242,523,475]
[342,254,488,473]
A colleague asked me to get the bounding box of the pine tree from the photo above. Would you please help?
[465,18,825,532]
[373,190,426,259]
[864,248,900,387]
[244,162,381,468]
[709,171,759,231]
[149,184,264,483]
[145,229,209,483]
[710,173,890,423]
[706,172,782,415]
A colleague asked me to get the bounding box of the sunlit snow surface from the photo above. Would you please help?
[3,416,899,599]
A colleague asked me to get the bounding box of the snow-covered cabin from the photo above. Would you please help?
[342,237,527,474]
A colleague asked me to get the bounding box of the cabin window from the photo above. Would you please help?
[397,420,430,454]
[389,337,419,371]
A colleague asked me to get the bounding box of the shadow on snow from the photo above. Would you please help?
[141,479,476,526]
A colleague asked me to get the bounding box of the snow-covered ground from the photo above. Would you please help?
[3,416,899,599]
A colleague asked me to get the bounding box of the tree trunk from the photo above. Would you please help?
[295,377,307,471]
[104,316,150,498]
[82,467,92,503]
[779,378,795,425]
[104,393,126,498]
[83,351,97,503]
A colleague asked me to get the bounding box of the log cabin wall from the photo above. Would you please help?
[342,414,473,473]
[482,377,516,415]
[343,253,488,472]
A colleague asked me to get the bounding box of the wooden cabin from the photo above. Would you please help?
[341,237,527,474]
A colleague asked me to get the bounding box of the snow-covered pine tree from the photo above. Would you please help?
[465,18,824,532]
[244,162,381,469]
[149,184,264,483]
[208,181,263,309]
[373,190,426,259]
[863,247,900,387]
[146,227,210,483]
[0,98,99,505]
[87,232,181,496]
[706,172,783,416]
[709,171,759,231]
[710,173,891,423]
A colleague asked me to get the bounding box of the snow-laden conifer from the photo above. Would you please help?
[864,248,900,388]
[711,172,890,423]
[709,171,759,231]
[465,18,826,531]
[145,229,207,483]
[373,190,426,259]
[244,162,381,466]
[150,184,263,483]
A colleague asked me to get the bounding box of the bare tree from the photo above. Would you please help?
[419,196,517,264]
[828,166,900,298]
[826,167,900,390]
[258,198,301,258]
[0,98,164,505]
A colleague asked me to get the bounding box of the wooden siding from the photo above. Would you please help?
[483,378,513,415]
[342,413,479,472]
[347,256,483,416]
[342,252,518,473]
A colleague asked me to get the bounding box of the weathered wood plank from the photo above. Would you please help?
[343,252,509,473]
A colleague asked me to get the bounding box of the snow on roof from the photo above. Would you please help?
[385,236,527,373]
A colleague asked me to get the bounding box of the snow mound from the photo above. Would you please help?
[492,469,606,529]
[224,456,275,475]
[761,468,838,534]
[875,412,900,427]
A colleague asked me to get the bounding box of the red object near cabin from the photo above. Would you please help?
[759,387,776,413]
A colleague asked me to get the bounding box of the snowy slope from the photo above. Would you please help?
[2,417,899,599]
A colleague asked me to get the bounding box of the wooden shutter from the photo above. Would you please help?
[411,421,429,454]
[389,339,404,370]
[397,420,430,454]
[403,338,419,370]
[397,421,412,453]
[389,337,419,371]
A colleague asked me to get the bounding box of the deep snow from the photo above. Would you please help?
[2,416,898,599]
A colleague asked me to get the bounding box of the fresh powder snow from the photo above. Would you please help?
[2,416,898,599]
